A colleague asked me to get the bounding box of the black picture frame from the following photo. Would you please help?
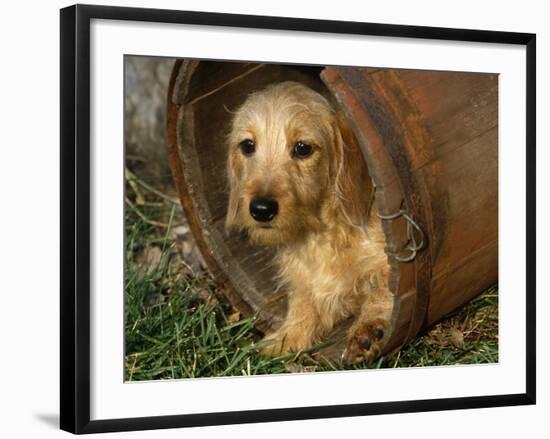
[60,4,536,434]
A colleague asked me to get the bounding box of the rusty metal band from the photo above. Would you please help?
[334,67,433,344]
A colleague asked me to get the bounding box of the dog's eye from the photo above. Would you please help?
[292,141,313,159]
[239,139,256,156]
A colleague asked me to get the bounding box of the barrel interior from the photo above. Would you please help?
[172,60,390,333]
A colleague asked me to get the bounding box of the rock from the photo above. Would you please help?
[125,56,175,177]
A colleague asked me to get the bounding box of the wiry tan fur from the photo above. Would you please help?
[225,81,394,363]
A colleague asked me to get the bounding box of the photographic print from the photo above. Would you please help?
[124,56,499,381]
[61,5,535,433]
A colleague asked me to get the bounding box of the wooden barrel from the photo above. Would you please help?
[167,59,498,354]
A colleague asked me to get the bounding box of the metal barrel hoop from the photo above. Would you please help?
[377,208,426,262]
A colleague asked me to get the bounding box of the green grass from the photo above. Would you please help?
[124,169,498,381]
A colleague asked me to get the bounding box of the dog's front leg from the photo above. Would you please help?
[343,286,395,364]
[259,290,322,356]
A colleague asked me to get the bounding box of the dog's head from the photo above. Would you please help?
[225,81,372,246]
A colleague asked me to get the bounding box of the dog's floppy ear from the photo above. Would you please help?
[333,111,375,228]
[225,152,241,231]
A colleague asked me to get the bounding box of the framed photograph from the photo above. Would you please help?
[60,4,536,434]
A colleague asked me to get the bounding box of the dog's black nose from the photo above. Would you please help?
[249,198,278,222]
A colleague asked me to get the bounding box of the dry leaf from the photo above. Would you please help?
[228,311,241,324]
[171,225,190,239]
[285,363,306,373]
[137,245,164,277]
[449,327,464,348]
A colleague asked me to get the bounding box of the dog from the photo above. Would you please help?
[225,81,394,363]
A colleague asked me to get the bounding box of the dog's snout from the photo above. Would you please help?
[249,198,278,222]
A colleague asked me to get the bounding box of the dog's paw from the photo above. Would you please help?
[258,328,312,356]
[257,333,285,356]
[343,319,388,364]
